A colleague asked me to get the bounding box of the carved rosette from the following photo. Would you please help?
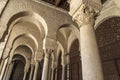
[73,4,96,26]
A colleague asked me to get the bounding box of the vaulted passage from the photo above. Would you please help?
[0,0,120,80]
[10,60,25,80]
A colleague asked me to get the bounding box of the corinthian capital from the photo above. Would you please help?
[73,4,96,26]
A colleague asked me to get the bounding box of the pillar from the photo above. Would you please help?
[61,53,69,80]
[72,4,104,80]
[33,62,39,80]
[41,49,52,80]
[0,59,4,75]
[51,62,57,80]
[5,62,14,80]
[2,58,9,80]
[54,69,57,80]
[23,71,27,80]
[47,56,52,80]
[62,65,67,80]
[29,64,34,80]
[23,64,30,80]
[51,68,55,80]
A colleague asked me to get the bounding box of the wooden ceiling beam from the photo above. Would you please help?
[55,0,61,6]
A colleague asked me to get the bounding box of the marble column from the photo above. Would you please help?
[66,65,70,80]
[29,64,34,80]
[62,65,67,80]
[41,49,52,80]
[5,62,14,80]
[0,59,4,75]
[54,69,57,80]
[0,58,8,80]
[23,71,27,80]
[72,4,104,80]
[51,68,56,80]
[33,62,39,80]
[47,56,52,80]
[2,58,10,80]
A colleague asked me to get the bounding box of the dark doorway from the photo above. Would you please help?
[69,39,82,80]
[10,60,25,80]
[96,17,120,80]
[57,52,62,80]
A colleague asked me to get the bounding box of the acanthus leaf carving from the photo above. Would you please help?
[73,4,97,27]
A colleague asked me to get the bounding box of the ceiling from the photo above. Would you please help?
[42,0,107,11]
[42,0,69,10]
[101,0,107,4]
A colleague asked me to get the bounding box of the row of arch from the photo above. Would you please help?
[1,0,120,79]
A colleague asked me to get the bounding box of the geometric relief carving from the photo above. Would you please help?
[96,17,120,80]
[103,61,118,75]
[103,61,120,80]
[100,41,120,61]
[96,17,120,47]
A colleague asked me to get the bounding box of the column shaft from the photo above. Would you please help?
[1,59,9,80]
[62,65,67,80]
[41,54,50,80]
[33,62,39,80]
[80,23,104,80]
[51,68,55,80]
[29,65,34,80]
[54,69,57,80]
[0,60,4,73]
[23,71,27,80]
[5,63,14,80]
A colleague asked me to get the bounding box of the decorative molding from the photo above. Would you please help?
[73,4,96,26]
[0,0,8,17]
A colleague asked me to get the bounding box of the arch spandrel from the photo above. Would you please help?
[7,11,48,37]
[95,0,120,29]
[57,24,80,54]
[2,11,48,62]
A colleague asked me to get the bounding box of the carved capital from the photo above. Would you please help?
[44,49,53,59]
[51,61,57,69]
[67,0,71,3]
[73,4,96,27]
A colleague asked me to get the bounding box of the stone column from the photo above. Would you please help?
[51,68,55,80]
[5,62,14,80]
[2,58,11,80]
[47,56,52,80]
[71,4,104,80]
[51,61,57,80]
[33,62,39,80]
[23,64,30,80]
[61,53,69,80]
[0,59,8,80]
[54,69,57,80]
[0,59,4,75]
[29,64,34,80]
[23,71,27,80]
[41,49,52,80]
[62,65,67,80]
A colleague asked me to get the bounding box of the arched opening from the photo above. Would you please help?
[57,52,62,80]
[9,55,26,80]
[69,39,82,80]
[10,60,25,80]
[96,17,120,80]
